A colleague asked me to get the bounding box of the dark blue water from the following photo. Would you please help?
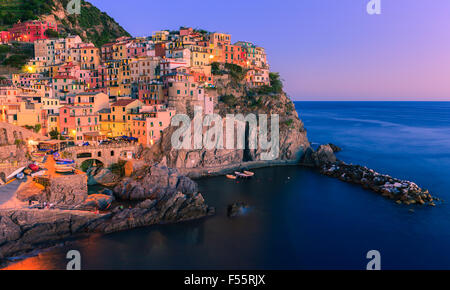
[6,102,450,270]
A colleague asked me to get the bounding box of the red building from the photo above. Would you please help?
[0,31,11,44]
[8,20,57,43]
[222,44,247,67]
[155,43,167,58]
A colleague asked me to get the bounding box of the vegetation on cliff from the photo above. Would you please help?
[0,0,130,47]
[0,43,34,68]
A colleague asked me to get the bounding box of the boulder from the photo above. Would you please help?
[227,202,250,218]
[87,167,121,187]
[312,145,337,167]
[43,174,88,207]
[114,164,198,201]
[80,194,114,211]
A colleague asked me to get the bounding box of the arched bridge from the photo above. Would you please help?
[61,144,138,168]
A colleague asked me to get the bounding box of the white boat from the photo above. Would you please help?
[243,171,255,177]
[235,171,252,178]
[31,170,47,177]
[6,166,26,180]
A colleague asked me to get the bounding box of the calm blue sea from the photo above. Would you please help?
[6,102,450,270]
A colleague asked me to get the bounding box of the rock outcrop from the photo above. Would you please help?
[113,164,198,201]
[227,202,250,218]
[0,189,213,261]
[42,174,88,207]
[87,167,121,187]
[143,82,310,176]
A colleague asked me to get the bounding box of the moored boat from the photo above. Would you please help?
[243,171,255,177]
[6,166,26,180]
[55,165,75,174]
[226,174,237,180]
[56,159,75,165]
[235,172,253,179]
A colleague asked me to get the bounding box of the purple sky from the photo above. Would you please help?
[89,0,450,101]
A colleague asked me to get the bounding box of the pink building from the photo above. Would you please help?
[131,105,175,146]
[59,105,101,143]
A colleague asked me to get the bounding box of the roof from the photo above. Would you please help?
[98,108,111,114]
[111,99,137,107]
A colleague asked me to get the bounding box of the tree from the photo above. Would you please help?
[44,29,60,38]
[34,124,42,133]
[49,128,60,140]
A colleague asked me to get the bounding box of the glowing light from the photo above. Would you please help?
[209,55,214,59]
[25,65,34,73]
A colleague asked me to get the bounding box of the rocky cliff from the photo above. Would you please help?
[143,72,311,177]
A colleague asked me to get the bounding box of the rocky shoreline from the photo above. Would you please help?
[0,164,214,262]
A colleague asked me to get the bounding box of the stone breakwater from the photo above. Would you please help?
[319,160,438,206]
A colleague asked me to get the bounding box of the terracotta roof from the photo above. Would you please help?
[111,99,137,107]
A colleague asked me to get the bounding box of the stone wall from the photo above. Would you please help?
[0,122,47,146]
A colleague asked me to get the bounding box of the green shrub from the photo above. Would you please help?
[219,94,237,106]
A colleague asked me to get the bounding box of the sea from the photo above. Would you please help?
[4,102,450,270]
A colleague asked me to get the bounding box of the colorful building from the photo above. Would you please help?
[59,105,100,143]
[8,20,57,43]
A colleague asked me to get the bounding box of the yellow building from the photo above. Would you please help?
[152,31,170,43]
[105,59,133,97]
[47,114,60,133]
[99,99,143,137]
[188,45,211,67]
[80,46,101,70]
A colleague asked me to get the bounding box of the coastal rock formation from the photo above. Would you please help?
[0,190,213,260]
[311,144,337,167]
[42,174,88,207]
[87,192,213,233]
[144,83,310,176]
[113,164,198,201]
[328,143,342,153]
[227,202,250,218]
[87,167,121,187]
[80,194,115,211]
[0,209,106,260]
[321,162,438,206]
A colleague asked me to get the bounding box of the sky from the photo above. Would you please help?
[89,0,450,101]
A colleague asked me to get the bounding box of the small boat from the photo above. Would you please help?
[226,175,237,180]
[243,171,255,177]
[16,172,25,180]
[235,172,252,179]
[6,166,26,180]
[56,159,75,165]
[55,165,75,174]
[31,170,47,177]
[29,164,40,172]
[32,152,46,158]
